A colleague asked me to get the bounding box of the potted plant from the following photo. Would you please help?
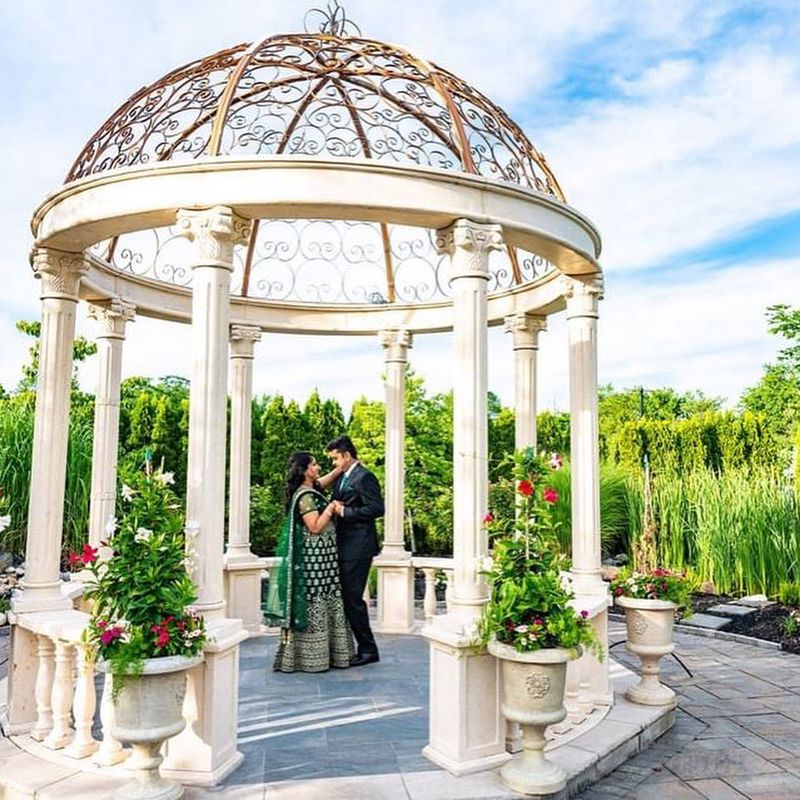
[477,449,602,797]
[610,567,691,708]
[73,461,206,800]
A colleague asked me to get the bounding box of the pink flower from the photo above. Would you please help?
[67,552,82,568]
[100,626,123,646]
[614,587,624,597]
[580,609,589,619]
[542,487,558,504]
[482,512,495,525]
[549,453,563,470]
[518,480,534,497]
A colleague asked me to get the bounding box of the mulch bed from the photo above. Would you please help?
[688,593,800,654]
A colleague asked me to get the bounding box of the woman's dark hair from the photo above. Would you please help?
[325,434,358,458]
[285,451,318,511]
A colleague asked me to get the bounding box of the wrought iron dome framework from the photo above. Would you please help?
[70,4,568,306]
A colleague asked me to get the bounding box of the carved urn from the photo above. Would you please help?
[616,596,677,708]
[488,640,580,796]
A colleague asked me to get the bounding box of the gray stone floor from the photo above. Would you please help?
[578,622,800,799]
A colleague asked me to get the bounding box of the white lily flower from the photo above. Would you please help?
[121,484,135,502]
[134,527,152,543]
[155,471,175,486]
[0,514,11,533]
[105,516,117,537]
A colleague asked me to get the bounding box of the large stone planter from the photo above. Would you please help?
[488,640,579,796]
[616,596,677,708]
[99,654,204,800]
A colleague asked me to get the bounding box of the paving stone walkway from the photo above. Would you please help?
[578,621,800,799]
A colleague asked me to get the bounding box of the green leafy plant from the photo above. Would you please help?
[779,581,800,607]
[73,463,206,693]
[610,567,693,618]
[781,613,799,637]
[476,449,602,658]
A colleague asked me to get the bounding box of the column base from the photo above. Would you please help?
[422,619,508,775]
[161,618,247,786]
[223,556,267,634]
[373,556,415,634]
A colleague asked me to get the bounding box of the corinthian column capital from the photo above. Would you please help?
[435,219,503,281]
[561,274,604,319]
[230,324,262,358]
[88,297,136,339]
[177,206,251,270]
[503,313,547,349]
[32,248,88,301]
[379,328,413,363]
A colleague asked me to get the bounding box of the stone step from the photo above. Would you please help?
[679,613,731,630]
[707,603,757,618]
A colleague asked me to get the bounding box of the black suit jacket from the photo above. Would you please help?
[332,462,384,561]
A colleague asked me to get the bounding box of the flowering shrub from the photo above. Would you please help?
[610,567,693,617]
[73,464,206,690]
[476,449,602,658]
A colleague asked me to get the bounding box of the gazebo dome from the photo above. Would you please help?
[67,27,564,200]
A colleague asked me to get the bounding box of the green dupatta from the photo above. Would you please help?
[263,487,320,631]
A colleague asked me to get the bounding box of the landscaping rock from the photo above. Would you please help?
[735,595,776,609]
[0,552,12,572]
[708,603,757,618]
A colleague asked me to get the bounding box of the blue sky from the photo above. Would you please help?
[0,0,798,413]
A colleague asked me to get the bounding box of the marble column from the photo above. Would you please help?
[7,249,87,733]
[374,328,414,634]
[502,312,546,754]
[14,249,87,612]
[162,206,250,784]
[563,275,605,596]
[504,313,547,453]
[87,298,135,549]
[564,274,611,707]
[422,219,509,776]
[223,324,266,633]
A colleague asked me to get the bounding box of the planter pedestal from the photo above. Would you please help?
[100,654,204,800]
[489,640,578,796]
[616,596,677,708]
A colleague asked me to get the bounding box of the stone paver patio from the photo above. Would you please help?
[4,620,800,798]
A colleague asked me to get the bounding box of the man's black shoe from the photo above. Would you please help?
[349,652,380,667]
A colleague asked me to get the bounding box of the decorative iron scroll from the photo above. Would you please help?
[66,27,563,199]
[100,219,552,304]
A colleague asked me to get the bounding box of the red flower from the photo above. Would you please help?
[580,609,589,619]
[100,626,123,646]
[81,544,98,564]
[482,512,494,525]
[67,552,82,568]
[542,487,559,504]
[614,587,624,597]
[155,628,171,648]
[518,480,534,497]
[97,620,108,629]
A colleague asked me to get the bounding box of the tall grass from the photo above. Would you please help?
[545,461,632,558]
[0,394,94,561]
[626,468,800,596]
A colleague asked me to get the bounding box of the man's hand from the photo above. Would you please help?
[332,500,345,517]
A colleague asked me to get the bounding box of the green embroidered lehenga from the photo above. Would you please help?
[264,487,354,672]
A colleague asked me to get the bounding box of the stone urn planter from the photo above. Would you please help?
[616,596,677,708]
[99,653,204,800]
[488,640,579,796]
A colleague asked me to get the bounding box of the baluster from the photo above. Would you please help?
[31,635,55,741]
[44,639,75,749]
[578,650,594,715]
[422,568,437,624]
[66,642,98,758]
[564,656,583,726]
[94,672,128,765]
[444,570,454,612]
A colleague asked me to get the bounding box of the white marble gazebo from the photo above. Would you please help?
[5,6,611,787]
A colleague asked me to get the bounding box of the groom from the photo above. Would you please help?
[326,435,384,666]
